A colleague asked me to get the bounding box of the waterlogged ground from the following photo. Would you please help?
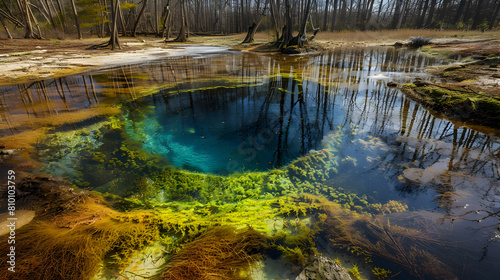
[1,46,500,280]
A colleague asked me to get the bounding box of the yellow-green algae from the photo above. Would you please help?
[0,173,451,280]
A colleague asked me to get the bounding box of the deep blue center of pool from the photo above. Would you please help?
[127,80,333,174]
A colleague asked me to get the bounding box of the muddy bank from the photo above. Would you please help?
[0,38,231,86]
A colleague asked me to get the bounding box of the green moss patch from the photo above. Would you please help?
[402,83,500,128]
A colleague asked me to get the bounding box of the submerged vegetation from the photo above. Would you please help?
[162,226,266,280]
[0,174,453,280]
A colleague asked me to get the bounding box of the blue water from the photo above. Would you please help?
[127,80,339,175]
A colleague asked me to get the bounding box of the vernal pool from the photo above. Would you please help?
[1,46,499,280]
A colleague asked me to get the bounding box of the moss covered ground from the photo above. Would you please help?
[401,81,500,128]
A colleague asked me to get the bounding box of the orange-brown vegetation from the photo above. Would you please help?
[162,226,266,280]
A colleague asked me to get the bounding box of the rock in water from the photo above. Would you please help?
[296,256,353,280]
[0,210,35,235]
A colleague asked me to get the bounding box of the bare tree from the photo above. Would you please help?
[89,0,121,49]
[19,0,36,38]
[70,0,82,39]
[0,15,12,38]
[132,0,148,37]
[241,0,268,43]
[174,0,187,42]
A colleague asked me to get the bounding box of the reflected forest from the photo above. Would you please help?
[1,1,500,280]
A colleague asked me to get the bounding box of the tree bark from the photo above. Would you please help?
[0,7,24,27]
[242,20,261,43]
[241,0,267,43]
[418,0,429,28]
[297,0,312,46]
[70,0,82,39]
[109,0,121,49]
[160,1,171,39]
[269,0,280,40]
[489,1,500,29]
[42,0,57,29]
[454,0,470,25]
[118,0,127,36]
[0,15,12,38]
[154,0,159,35]
[391,0,402,29]
[28,2,43,37]
[322,0,329,31]
[424,0,437,28]
[376,0,384,23]
[472,0,485,29]
[329,0,338,31]
[20,0,35,38]
[278,0,292,49]
[174,0,186,42]
[132,0,147,37]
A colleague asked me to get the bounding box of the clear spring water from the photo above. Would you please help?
[1,46,499,279]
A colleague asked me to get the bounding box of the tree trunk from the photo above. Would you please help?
[184,0,189,38]
[0,7,23,27]
[0,15,12,38]
[308,14,319,40]
[132,0,147,37]
[242,20,261,43]
[330,0,338,31]
[489,1,500,29]
[397,0,408,29]
[174,0,186,42]
[99,0,105,37]
[297,0,312,46]
[424,0,437,28]
[55,0,66,30]
[454,0,470,25]
[279,0,292,49]
[241,0,267,43]
[365,0,375,24]
[438,0,451,23]
[109,0,121,49]
[376,0,384,23]
[269,0,280,40]
[161,1,171,39]
[42,0,57,29]
[28,3,43,38]
[118,0,127,36]
[322,0,329,31]
[472,0,484,29]
[154,0,159,35]
[70,0,82,39]
[391,0,402,29]
[418,0,429,28]
[20,0,34,38]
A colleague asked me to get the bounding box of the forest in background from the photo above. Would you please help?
[0,0,499,42]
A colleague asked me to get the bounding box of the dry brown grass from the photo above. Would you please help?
[314,29,500,43]
[0,177,160,280]
[162,226,266,280]
[189,29,500,49]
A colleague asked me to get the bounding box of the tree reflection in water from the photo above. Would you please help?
[0,46,499,279]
